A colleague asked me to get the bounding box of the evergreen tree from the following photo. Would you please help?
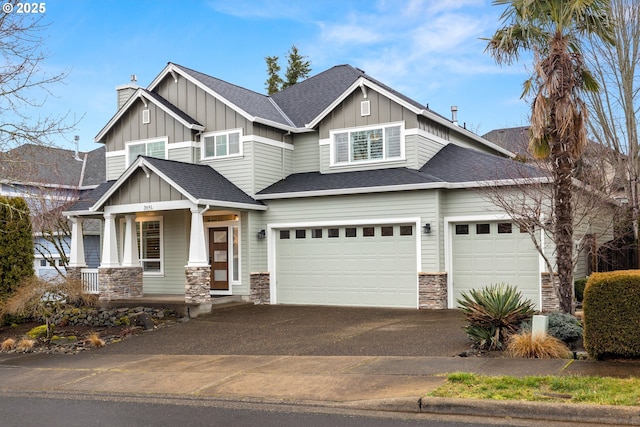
[282,45,311,89]
[0,197,34,298]
[264,44,311,94]
[265,55,283,95]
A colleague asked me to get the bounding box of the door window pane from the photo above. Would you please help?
[476,224,490,234]
[381,226,393,236]
[400,225,413,236]
[498,223,512,234]
[213,250,227,262]
[455,224,469,235]
[214,231,227,243]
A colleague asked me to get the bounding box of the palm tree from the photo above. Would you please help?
[486,0,615,313]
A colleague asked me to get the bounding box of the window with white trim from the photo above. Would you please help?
[120,217,163,275]
[138,220,162,273]
[127,139,166,165]
[202,130,242,159]
[332,123,403,165]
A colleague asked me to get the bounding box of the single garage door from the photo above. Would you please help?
[275,224,417,308]
[451,221,540,308]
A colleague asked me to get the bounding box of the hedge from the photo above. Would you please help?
[583,270,640,360]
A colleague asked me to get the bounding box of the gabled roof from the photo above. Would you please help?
[98,62,513,157]
[169,63,294,127]
[257,144,546,199]
[95,88,205,142]
[64,180,116,213]
[272,65,427,128]
[90,156,265,212]
[0,144,105,188]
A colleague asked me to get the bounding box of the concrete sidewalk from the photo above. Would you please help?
[1,352,640,425]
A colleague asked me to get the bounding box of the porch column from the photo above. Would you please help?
[122,214,140,267]
[187,206,208,267]
[68,216,86,268]
[101,213,119,267]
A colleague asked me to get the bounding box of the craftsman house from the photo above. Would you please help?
[64,62,605,313]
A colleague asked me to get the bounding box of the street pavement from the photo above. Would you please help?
[1,304,639,425]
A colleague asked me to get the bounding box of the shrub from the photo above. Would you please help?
[16,338,35,352]
[574,278,587,303]
[87,332,105,348]
[583,270,640,360]
[1,338,15,351]
[458,283,536,350]
[506,331,571,359]
[0,196,34,299]
[26,324,51,339]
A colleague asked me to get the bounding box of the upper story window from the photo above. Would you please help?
[331,123,403,166]
[202,129,242,159]
[127,138,167,165]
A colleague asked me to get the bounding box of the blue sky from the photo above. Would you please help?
[29,0,533,151]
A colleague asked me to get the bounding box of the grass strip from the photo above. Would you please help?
[428,372,640,406]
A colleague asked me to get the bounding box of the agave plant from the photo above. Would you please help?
[458,283,536,350]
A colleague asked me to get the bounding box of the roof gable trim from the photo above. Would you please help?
[95,88,204,142]
[90,157,198,211]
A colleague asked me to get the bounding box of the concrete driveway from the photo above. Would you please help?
[95,304,471,357]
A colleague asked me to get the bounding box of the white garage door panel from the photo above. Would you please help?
[275,224,417,308]
[452,221,540,309]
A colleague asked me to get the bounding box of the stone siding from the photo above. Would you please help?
[541,272,561,312]
[250,272,270,304]
[65,267,82,282]
[98,267,143,301]
[418,272,448,309]
[185,266,211,304]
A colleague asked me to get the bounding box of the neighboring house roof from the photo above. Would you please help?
[0,144,105,189]
[482,126,530,158]
[257,144,546,199]
[85,156,265,213]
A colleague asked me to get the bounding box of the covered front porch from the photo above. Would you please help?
[64,156,267,310]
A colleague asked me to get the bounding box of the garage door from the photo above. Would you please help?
[451,221,540,308]
[275,224,417,308]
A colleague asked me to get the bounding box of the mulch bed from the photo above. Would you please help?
[0,318,180,355]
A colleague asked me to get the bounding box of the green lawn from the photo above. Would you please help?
[429,372,640,406]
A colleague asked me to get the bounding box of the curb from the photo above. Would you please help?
[419,397,640,426]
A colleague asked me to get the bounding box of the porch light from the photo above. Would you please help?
[423,223,431,234]
[257,229,266,240]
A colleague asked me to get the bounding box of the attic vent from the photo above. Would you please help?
[142,109,150,124]
[360,100,371,117]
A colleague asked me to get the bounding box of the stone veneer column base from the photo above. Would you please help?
[418,272,448,309]
[65,267,82,282]
[185,266,212,304]
[541,272,561,312]
[250,272,270,304]
[98,267,143,301]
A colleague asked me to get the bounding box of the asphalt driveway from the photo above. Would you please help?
[94,304,471,357]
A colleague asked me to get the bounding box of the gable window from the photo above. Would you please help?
[127,138,166,165]
[202,129,242,159]
[332,123,403,165]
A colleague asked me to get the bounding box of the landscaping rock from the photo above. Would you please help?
[128,312,155,330]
